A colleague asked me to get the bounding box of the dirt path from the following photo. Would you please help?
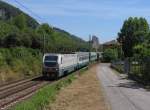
[47,65,108,110]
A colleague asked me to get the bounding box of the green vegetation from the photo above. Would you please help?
[118,17,149,57]
[102,48,118,62]
[0,1,89,83]
[111,63,124,73]
[134,34,150,57]
[0,47,42,82]
[11,67,87,110]
[129,58,150,84]
[12,75,75,110]
[0,16,88,52]
[114,17,150,84]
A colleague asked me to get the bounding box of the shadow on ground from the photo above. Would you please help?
[108,75,148,91]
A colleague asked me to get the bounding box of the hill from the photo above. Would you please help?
[0,0,88,48]
[0,0,39,28]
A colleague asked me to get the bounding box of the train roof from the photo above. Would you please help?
[44,53,61,56]
[44,53,77,56]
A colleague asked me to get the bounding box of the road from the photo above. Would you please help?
[97,63,150,110]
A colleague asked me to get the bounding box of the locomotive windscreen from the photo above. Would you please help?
[45,56,58,61]
[44,55,58,67]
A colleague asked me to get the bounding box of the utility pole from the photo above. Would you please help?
[89,35,91,61]
[43,31,45,56]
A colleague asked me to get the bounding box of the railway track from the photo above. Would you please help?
[0,67,89,110]
[0,75,41,91]
[0,76,50,110]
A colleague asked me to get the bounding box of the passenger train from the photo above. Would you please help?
[42,52,101,79]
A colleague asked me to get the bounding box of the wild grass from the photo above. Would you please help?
[0,47,42,83]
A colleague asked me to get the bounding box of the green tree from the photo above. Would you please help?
[36,23,53,35]
[4,32,22,47]
[134,31,150,57]
[118,17,149,57]
[11,13,27,30]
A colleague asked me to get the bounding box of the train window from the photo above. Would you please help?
[79,56,89,61]
[45,56,58,61]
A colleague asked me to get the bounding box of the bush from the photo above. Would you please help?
[0,47,42,83]
[102,49,118,62]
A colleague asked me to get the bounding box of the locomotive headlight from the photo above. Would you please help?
[52,68,58,71]
[55,68,59,71]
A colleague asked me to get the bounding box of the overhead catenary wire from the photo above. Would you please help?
[11,0,54,28]
[4,0,46,23]
[14,0,46,23]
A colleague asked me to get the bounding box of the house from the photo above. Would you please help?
[103,40,120,49]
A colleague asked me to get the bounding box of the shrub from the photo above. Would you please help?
[0,47,42,83]
[102,48,118,62]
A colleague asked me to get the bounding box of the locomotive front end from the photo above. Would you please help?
[42,54,59,78]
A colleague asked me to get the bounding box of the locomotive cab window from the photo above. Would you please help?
[44,55,58,67]
[45,56,58,61]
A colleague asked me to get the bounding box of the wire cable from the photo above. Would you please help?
[6,0,46,23]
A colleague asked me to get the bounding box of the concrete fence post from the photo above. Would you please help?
[124,57,130,74]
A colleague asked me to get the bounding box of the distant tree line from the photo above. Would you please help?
[0,13,89,53]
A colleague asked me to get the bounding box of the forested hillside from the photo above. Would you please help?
[0,0,89,83]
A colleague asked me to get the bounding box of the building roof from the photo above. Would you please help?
[103,40,119,46]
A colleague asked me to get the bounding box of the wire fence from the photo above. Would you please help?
[111,59,124,73]
[111,57,150,84]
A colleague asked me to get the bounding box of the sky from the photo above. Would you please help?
[3,0,150,43]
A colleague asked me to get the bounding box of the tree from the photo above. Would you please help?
[4,32,22,47]
[118,17,149,57]
[36,23,53,35]
[134,31,150,57]
[11,13,27,30]
[21,32,32,47]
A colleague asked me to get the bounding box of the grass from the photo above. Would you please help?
[111,64,124,73]
[111,63,150,86]
[11,67,87,110]
[0,48,42,84]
